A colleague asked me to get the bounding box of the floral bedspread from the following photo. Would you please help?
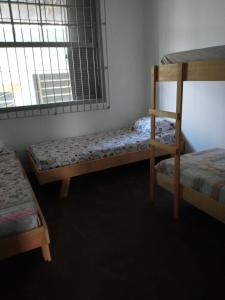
[29,126,176,171]
[0,151,40,237]
[155,148,225,203]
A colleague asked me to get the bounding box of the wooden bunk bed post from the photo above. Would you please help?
[150,62,185,218]
[173,63,184,219]
[150,65,158,202]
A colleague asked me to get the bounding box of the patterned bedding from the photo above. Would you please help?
[29,117,176,171]
[0,150,40,237]
[155,148,225,203]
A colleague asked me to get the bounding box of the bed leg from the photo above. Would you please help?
[150,171,156,202]
[150,151,156,202]
[174,155,181,219]
[173,194,180,219]
[41,244,51,262]
[60,178,71,199]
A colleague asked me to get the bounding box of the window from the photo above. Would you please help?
[0,0,109,119]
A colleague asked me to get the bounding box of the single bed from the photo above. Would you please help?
[28,116,181,198]
[0,148,51,261]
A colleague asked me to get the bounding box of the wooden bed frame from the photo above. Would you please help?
[28,148,174,199]
[157,173,225,224]
[0,159,51,261]
[150,59,225,223]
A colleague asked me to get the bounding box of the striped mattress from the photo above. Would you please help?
[156,148,225,203]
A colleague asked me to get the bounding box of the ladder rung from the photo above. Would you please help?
[150,139,179,154]
[149,109,180,120]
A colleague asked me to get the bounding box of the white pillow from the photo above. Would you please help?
[133,116,174,134]
[133,116,150,133]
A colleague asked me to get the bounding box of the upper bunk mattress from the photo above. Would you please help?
[161,45,225,65]
[29,117,176,171]
[155,148,225,203]
[0,150,40,237]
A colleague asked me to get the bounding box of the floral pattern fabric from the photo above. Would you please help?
[0,146,13,156]
[155,148,225,203]
[133,116,175,134]
[0,152,40,237]
[29,117,176,171]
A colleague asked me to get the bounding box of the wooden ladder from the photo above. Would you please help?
[150,63,184,219]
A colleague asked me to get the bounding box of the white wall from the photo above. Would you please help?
[3,0,225,160]
[0,0,147,163]
[147,0,225,151]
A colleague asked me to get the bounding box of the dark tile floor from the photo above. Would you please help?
[1,161,225,300]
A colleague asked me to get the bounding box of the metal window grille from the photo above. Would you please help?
[0,0,109,119]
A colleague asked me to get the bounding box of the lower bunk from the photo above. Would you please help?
[155,148,225,224]
[28,116,179,198]
[0,148,51,261]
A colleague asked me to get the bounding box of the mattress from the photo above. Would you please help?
[29,124,176,171]
[0,151,40,238]
[155,148,225,203]
[161,45,225,65]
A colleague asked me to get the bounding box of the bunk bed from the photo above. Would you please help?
[150,55,225,224]
[28,116,183,198]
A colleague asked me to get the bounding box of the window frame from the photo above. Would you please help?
[0,0,109,119]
